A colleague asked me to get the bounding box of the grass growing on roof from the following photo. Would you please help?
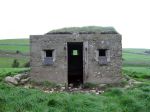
[48,26,117,33]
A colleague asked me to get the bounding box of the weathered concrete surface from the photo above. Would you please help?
[30,33,122,84]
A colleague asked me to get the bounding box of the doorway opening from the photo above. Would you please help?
[67,42,83,86]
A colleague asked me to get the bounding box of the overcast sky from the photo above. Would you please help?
[0,0,150,48]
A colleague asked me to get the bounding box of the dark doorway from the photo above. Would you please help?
[67,42,83,86]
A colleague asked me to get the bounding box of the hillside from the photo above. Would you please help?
[0,39,29,53]
[123,48,150,67]
[0,39,29,68]
[0,39,29,44]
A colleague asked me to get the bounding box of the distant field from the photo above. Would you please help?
[123,52,150,66]
[123,48,150,67]
[0,39,29,67]
[123,48,148,54]
[0,39,29,53]
[0,39,29,44]
[122,48,150,79]
[0,45,29,53]
[123,66,150,79]
[0,57,29,68]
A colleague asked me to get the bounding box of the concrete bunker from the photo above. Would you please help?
[30,26,122,86]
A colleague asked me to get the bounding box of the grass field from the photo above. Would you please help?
[0,45,29,53]
[123,53,150,67]
[123,48,150,67]
[123,67,150,80]
[0,39,30,68]
[0,39,29,53]
[0,39,29,45]
[0,80,150,112]
[1,66,149,112]
[0,57,29,68]
[0,39,150,112]
[123,48,148,54]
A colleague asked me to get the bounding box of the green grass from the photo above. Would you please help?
[0,83,149,112]
[0,65,149,112]
[123,48,150,67]
[122,49,150,80]
[0,39,29,67]
[123,48,148,54]
[123,52,150,66]
[123,66,150,79]
[0,39,29,44]
[0,39,29,53]
[0,45,29,53]
[0,57,29,68]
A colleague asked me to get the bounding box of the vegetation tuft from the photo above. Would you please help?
[12,59,20,68]
[83,82,98,89]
